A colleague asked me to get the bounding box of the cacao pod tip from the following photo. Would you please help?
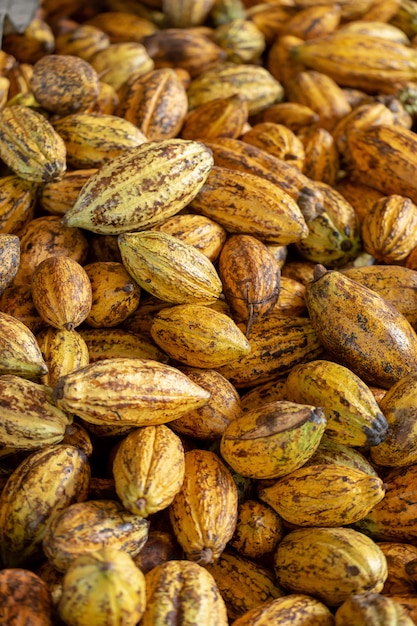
[191,547,213,565]
[313,264,328,281]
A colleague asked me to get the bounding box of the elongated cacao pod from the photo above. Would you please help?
[169,449,238,564]
[0,444,90,568]
[0,311,48,379]
[0,105,66,182]
[305,265,417,388]
[190,166,308,245]
[291,32,417,92]
[53,357,210,427]
[62,139,214,235]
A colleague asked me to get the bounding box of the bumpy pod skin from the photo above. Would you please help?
[0,444,90,568]
[274,526,388,607]
[190,166,308,245]
[346,124,417,204]
[52,112,148,169]
[142,559,228,625]
[58,548,146,626]
[31,256,93,331]
[36,327,90,388]
[220,400,327,480]
[118,230,223,305]
[0,375,71,450]
[342,264,417,331]
[42,499,150,573]
[305,265,417,388]
[285,359,389,447]
[169,449,238,565]
[291,32,417,92]
[371,372,417,467]
[0,105,66,183]
[218,233,281,333]
[112,424,185,517]
[62,139,214,235]
[52,357,210,427]
[205,550,285,621]
[259,463,385,527]
[231,593,335,626]
[150,304,251,368]
[334,592,415,626]
[0,310,48,379]
[355,464,417,543]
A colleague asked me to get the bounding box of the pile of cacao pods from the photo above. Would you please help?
[4,0,417,623]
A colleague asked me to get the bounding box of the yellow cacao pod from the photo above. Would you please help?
[169,367,242,440]
[370,372,417,467]
[38,169,97,218]
[78,327,168,363]
[58,547,146,626]
[285,359,389,447]
[53,111,147,169]
[36,327,90,388]
[361,194,417,263]
[31,256,93,331]
[346,124,417,204]
[285,69,352,132]
[205,550,285,621]
[259,463,385,527]
[305,435,379,476]
[334,591,415,626]
[274,526,388,606]
[112,424,185,517]
[355,464,417,542]
[190,165,308,245]
[152,212,227,262]
[0,174,37,235]
[0,310,48,379]
[204,137,325,223]
[52,357,210,427]
[181,94,249,141]
[118,230,223,305]
[187,62,284,115]
[169,448,238,564]
[217,315,323,388]
[220,400,326,479]
[305,265,417,388]
[291,32,417,92]
[241,122,305,171]
[231,593,335,626]
[116,67,188,141]
[54,22,110,60]
[0,374,71,450]
[0,444,90,568]
[142,559,228,625]
[342,264,417,331]
[42,499,150,573]
[150,303,251,368]
[89,41,154,90]
[62,139,214,235]
[0,105,66,183]
[229,499,284,559]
